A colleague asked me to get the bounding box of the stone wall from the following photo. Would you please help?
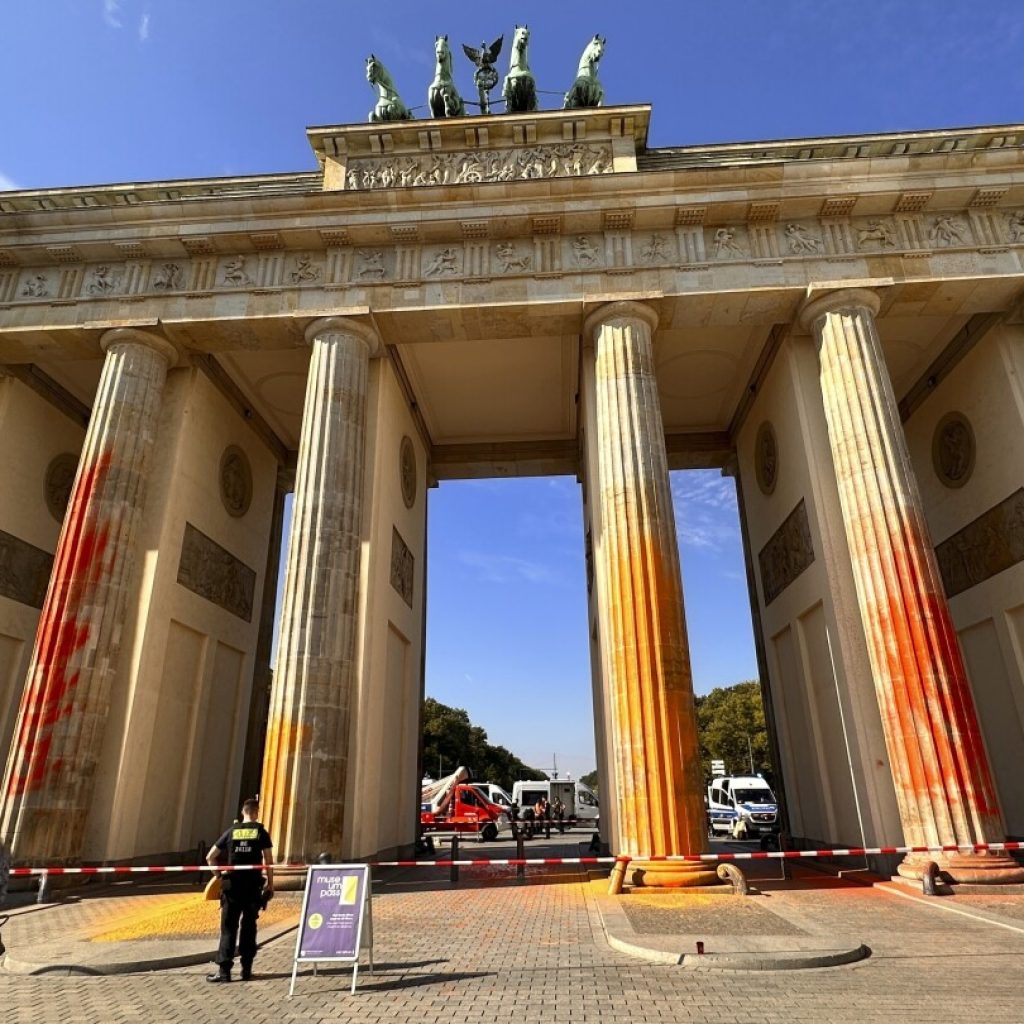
[86,367,279,861]
[345,358,428,860]
[737,334,902,848]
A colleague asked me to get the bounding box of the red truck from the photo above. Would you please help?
[420,767,511,842]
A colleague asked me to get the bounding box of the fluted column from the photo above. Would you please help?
[260,317,379,864]
[586,301,715,888]
[803,289,1024,883]
[0,328,178,864]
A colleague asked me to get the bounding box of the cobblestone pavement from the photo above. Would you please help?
[3,858,1024,1023]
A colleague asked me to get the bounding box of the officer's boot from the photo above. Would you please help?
[240,962,254,981]
[206,967,231,983]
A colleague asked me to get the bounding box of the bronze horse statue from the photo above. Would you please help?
[564,35,606,109]
[366,54,413,122]
[428,35,465,118]
[502,24,537,113]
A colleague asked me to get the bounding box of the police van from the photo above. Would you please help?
[706,774,780,840]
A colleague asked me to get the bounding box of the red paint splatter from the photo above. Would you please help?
[5,451,112,798]
[861,508,1002,841]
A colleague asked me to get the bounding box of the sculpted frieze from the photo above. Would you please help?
[390,527,415,608]
[345,142,613,191]
[571,235,601,266]
[88,264,122,295]
[0,529,54,609]
[758,499,815,605]
[21,274,49,297]
[152,262,183,290]
[935,488,1024,598]
[5,206,1024,309]
[222,255,253,287]
[496,242,532,272]
[176,522,255,622]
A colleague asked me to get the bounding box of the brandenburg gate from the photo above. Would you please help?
[2,85,1024,885]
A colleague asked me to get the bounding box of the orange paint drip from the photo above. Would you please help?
[260,714,310,831]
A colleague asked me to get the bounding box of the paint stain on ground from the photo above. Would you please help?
[85,892,300,942]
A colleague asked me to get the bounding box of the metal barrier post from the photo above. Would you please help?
[36,870,50,905]
[516,832,525,880]
[449,834,459,885]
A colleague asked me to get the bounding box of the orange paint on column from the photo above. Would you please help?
[804,291,1022,883]
[587,303,715,886]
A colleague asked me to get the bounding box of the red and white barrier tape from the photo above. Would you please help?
[7,840,1022,876]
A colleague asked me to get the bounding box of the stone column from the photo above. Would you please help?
[802,288,1024,884]
[0,328,177,864]
[585,301,715,888]
[260,317,379,864]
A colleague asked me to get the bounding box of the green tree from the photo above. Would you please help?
[694,681,773,784]
[579,769,599,791]
[421,697,545,791]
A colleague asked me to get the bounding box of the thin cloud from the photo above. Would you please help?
[458,550,562,586]
[139,12,150,41]
[672,471,740,552]
[103,0,123,28]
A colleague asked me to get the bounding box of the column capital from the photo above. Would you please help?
[799,287,881,333]
[304,316,381,357]
[583,300,659,342]
[100,327,180,368]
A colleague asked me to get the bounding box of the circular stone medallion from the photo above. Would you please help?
[44,452,79,523]
[932,412,975,489]
[755,422,779,496]
[400,436,417,509]
[219,445,253,517]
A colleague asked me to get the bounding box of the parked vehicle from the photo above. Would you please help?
[420,767,511,842]
[706,774,780,840]
[510,779,600,823]
[477,783,515,811]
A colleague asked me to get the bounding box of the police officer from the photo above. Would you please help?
[206,797,274,983]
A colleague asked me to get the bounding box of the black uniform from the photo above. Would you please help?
[213,820,273,977]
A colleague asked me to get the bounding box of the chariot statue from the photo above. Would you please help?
[563,35,606,109]
[502,24,537,113]
[366,54,414,122]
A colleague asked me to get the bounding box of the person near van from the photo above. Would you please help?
[535,797,550,839]
[553,798,566,834]
[206,797,274,983]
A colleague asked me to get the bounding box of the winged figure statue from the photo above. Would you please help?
[462,35,503,114]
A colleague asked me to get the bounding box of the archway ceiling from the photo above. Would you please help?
[20,276,1015,459]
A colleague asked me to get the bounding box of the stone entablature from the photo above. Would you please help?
[0,172,322,216]
[639,124,1021,171]
[306,105,648,190]
[2,205,1024,310]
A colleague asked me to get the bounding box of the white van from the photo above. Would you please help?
[478,783,515,810]
[707,775,779,839]
[511,780,600,823]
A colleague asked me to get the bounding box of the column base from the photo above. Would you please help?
[629,859,722,889]
[898,851,1024,885]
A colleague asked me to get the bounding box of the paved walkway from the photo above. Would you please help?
[3,837,1024,1023]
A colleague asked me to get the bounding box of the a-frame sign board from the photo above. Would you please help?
[288,864,374,996]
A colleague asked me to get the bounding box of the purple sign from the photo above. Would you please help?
[295,865,369,961]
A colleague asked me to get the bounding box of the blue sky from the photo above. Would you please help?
[3,1,1021,778]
